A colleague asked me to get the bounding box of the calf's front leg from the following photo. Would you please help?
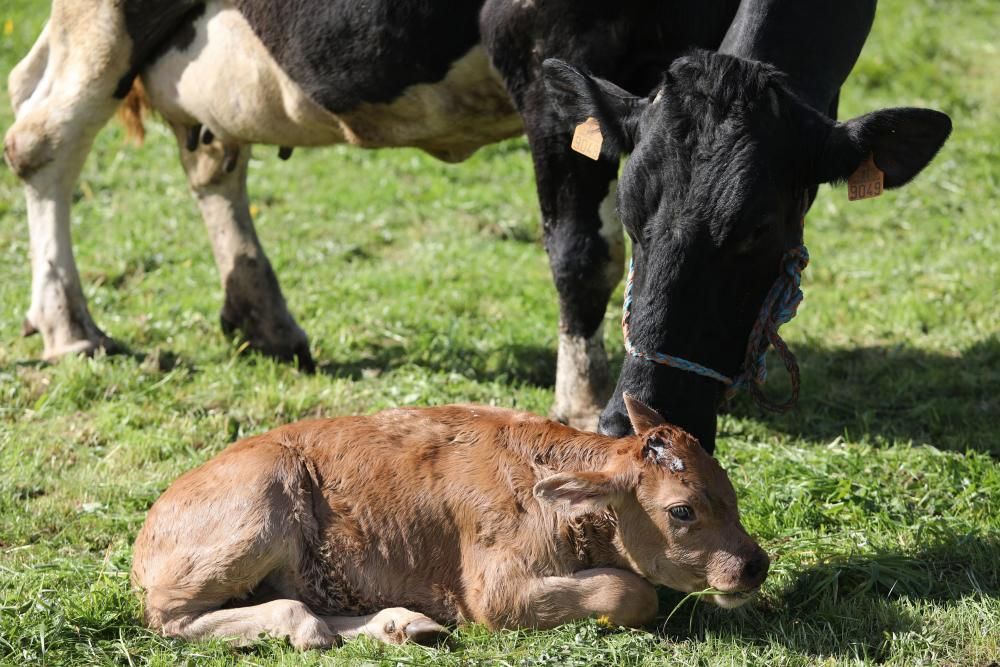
[515,568,658,629]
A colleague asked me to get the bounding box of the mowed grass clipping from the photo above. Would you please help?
[0,0,997,665]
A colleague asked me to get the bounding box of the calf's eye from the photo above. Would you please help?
[669,505,695,521]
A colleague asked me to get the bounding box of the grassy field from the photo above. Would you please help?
[1,1,998,665]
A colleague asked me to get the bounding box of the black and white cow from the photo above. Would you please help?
[5,0,950,449]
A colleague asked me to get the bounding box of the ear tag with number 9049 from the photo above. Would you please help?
[571,117,603,160]
[847,153,884,201]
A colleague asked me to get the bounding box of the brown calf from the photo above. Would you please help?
[131,395,768,648]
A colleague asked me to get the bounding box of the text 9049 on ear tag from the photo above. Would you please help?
[847,153,884,201]
[571,117,603,160]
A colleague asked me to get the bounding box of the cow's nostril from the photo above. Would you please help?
[743,551,770,585]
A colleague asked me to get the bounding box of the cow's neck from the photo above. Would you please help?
[718,0,876,114]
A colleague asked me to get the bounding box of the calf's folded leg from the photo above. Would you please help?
[162,599,336,649]
[133,439,321,642]
[515,568,658,629]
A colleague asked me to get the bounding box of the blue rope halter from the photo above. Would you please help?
[621,243,809,413]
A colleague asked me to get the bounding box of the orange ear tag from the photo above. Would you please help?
[847,153,884,201]
[571,117,603,160]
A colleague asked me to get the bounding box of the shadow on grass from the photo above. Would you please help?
[317,342,557,389]
[657,532,999,662]
[724,336,1000,455]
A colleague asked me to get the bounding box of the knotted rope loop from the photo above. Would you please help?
[621,244,809,413]
[730,245,809,412]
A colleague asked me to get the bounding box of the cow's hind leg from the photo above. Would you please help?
[167,122,314,371]
[5,4,133,358]
[8,22,49,114]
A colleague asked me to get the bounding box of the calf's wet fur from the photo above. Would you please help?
[132,394,767,648]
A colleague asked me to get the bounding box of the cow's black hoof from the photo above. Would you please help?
[294,342,316,375]
[219,312,315,374]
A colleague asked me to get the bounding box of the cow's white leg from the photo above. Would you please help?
[8,22,49,115]
[551,179,624,432]
[167,123,314,371]
[5,3,132,358]
[554,323,612,433]
[323,607,448,645]
[21,166,119,357]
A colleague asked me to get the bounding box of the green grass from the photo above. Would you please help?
[1,0,998,664]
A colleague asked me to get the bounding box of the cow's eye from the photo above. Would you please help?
[750,221,770,241]
[738,221,772,253]
[669,505,695,521]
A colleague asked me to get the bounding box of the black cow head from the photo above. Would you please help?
[543,51,951,451]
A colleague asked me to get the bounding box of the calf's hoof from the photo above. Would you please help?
[404,618,449,646]
[373,608,449,645]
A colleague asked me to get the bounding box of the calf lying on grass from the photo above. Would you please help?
[132,395,768,648]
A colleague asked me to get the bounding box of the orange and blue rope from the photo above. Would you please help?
[621,244,809,413]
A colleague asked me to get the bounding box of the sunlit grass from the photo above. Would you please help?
[1,0,997,664]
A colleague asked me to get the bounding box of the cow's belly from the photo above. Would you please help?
[142,3,523,161]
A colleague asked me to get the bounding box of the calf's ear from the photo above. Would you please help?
[534,472,620,516]
[542,58,648,157]
[817,107,952,188]
[623,393,666,434]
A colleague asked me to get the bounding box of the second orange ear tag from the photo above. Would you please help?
[571,117,603,160]
[847,153,884,201]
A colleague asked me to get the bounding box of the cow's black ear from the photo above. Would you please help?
[542,58,647,157]
[817,107,952,188]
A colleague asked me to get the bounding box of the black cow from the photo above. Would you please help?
[563,1,952,445]
[4,0,950,448]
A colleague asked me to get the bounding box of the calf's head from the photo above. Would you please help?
[534,394,768,607]
[544,51,952,450]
